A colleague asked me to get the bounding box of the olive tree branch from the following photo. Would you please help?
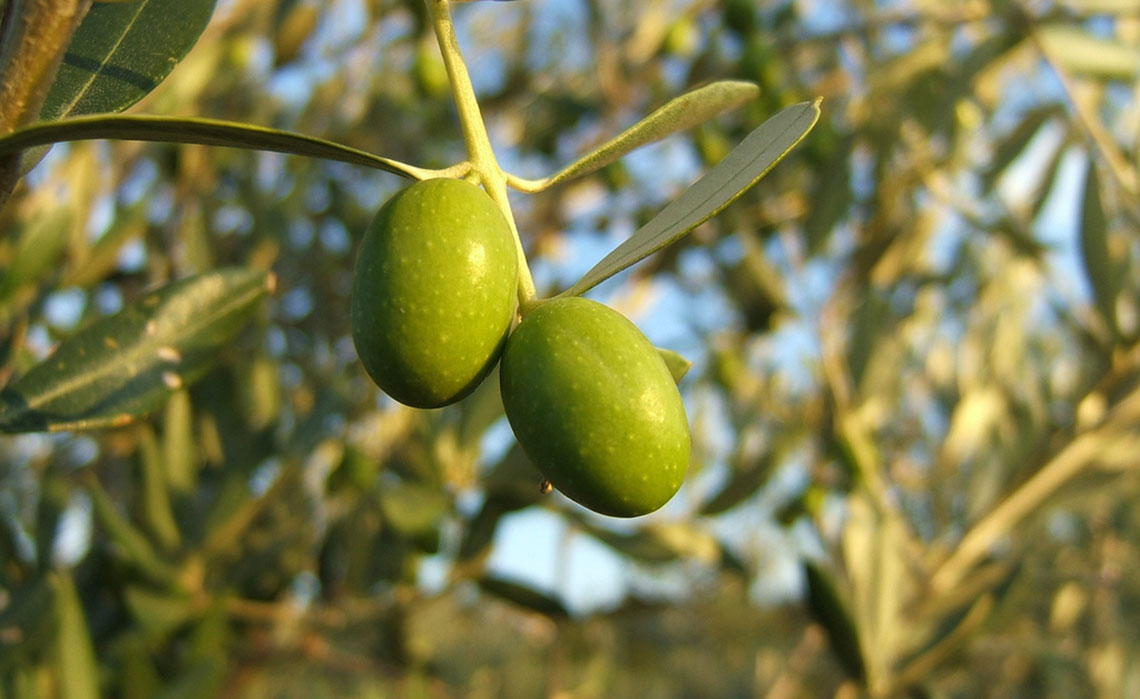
[426,0,539,309]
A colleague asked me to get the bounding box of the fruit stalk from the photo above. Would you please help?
[425,0,538,309]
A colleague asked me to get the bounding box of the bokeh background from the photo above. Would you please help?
[2,0,1140,696]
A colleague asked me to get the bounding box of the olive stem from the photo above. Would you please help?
[425,0,538,309]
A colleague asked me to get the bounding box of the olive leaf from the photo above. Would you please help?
[51,572,100,699]
[1079,161,1119,337]
[656,347,692,383]
[22,0,217,173]
[477,575,570,619]
[1036,24,1140,80]
[510,80,761,191]
[804,561,867,685]
[0,267,272,433]
[0,115,432,180]
[41,0,217,121]
[561,100,821,298]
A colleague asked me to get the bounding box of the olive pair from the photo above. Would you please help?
[350,178,689,517]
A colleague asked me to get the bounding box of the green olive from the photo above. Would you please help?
[351,178,518,408]
[499,297,690,517]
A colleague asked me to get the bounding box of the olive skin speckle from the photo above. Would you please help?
[499,296,690,517]
[351,178,518,409]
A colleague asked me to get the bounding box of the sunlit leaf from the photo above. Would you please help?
[0,115,428,180]
[162,389,195,495]
[561,100,820,297]
[657,347,692,384]
[138,426,181,552]
[0,205,71,304]
[519,80,761,190]
[0,267,272,433]
[1037,24,1140,80]
[377,481,450,537]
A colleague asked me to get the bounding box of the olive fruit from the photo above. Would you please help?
[351,178,518,408]
[499,297,690,517]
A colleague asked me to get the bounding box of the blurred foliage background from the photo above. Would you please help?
[2,0,1140,696]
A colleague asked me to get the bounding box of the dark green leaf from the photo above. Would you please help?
[804,561,867,685]
[85,475,179,584]
[573,517,678,564]
[21,0,218,173]
[35,474,70,571]
[0,115,426,179]
[0,267,272,433]
[562,100,820,297]
[700,453,775,515]
[1079,162,1118,336]
[0,578,55,673]
[41,0,217,120]
[981,105,1062,192]
[478,575,569,619]
[802,134,852,254]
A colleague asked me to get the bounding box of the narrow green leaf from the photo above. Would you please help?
[123,585,198,639]
[0,267,272,433]
[51,572,100,699]
[0,579,55,673]
[1079,162,1118,335]
[1030,134,1071,222]
[35,474,70,571]
[457,495,515,563]
[700,453,775,515]
[802,135,852,254]
[42,0,217,120]
[0,206,72,302]
[562,100,820,297]
[85,475,179,584]
[573,517,678,563]
[804,561,867,685]
[0,115,427,179]
[981,105,1062,192]
[162,389,195,495]
[478,575,569,619]
[22,0,217,173]
[656,347,692,384]
[525,80,761,190]
[377,481,450,537]
[1038,24,1140,80]
[1061,0,1140,11]
[119,635,162,699]
[138,426,181,552]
